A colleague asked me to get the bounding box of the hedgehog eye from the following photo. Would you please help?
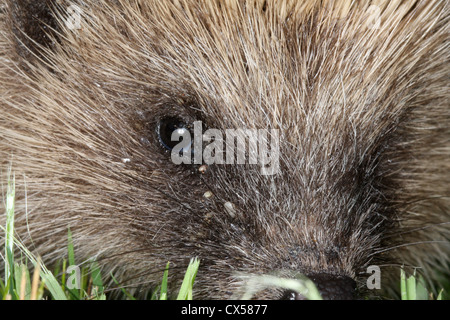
[157,117,192,151]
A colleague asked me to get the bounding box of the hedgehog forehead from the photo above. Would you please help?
[72,2,387,133]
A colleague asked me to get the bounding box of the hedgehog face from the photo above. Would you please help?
[1,0,449,299]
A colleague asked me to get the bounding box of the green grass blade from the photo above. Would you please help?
[110,272,136,300]
[5,170,15,297]
[400,268,408,300]
[177,258,200,300]
[415,276,429,300]
[160,262,170,300]
[406,271,417,300]
[0,277,5,298]
[66,229,80,299]
[14,263,31,300]
[61,259,67,290]
[41,272,67,300]
[90,260,104,294]
[400,268,431,300]
[2,232,68,300]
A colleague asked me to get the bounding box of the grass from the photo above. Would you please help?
[1,168,202,300]
[1,169,448,300]
[1,222,200,300]
[400,268,447,300]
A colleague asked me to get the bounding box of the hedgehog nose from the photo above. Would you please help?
[282,273,356,300]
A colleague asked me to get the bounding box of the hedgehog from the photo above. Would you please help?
[0,0,449,299]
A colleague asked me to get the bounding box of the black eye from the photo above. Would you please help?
[157,117,191,151]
